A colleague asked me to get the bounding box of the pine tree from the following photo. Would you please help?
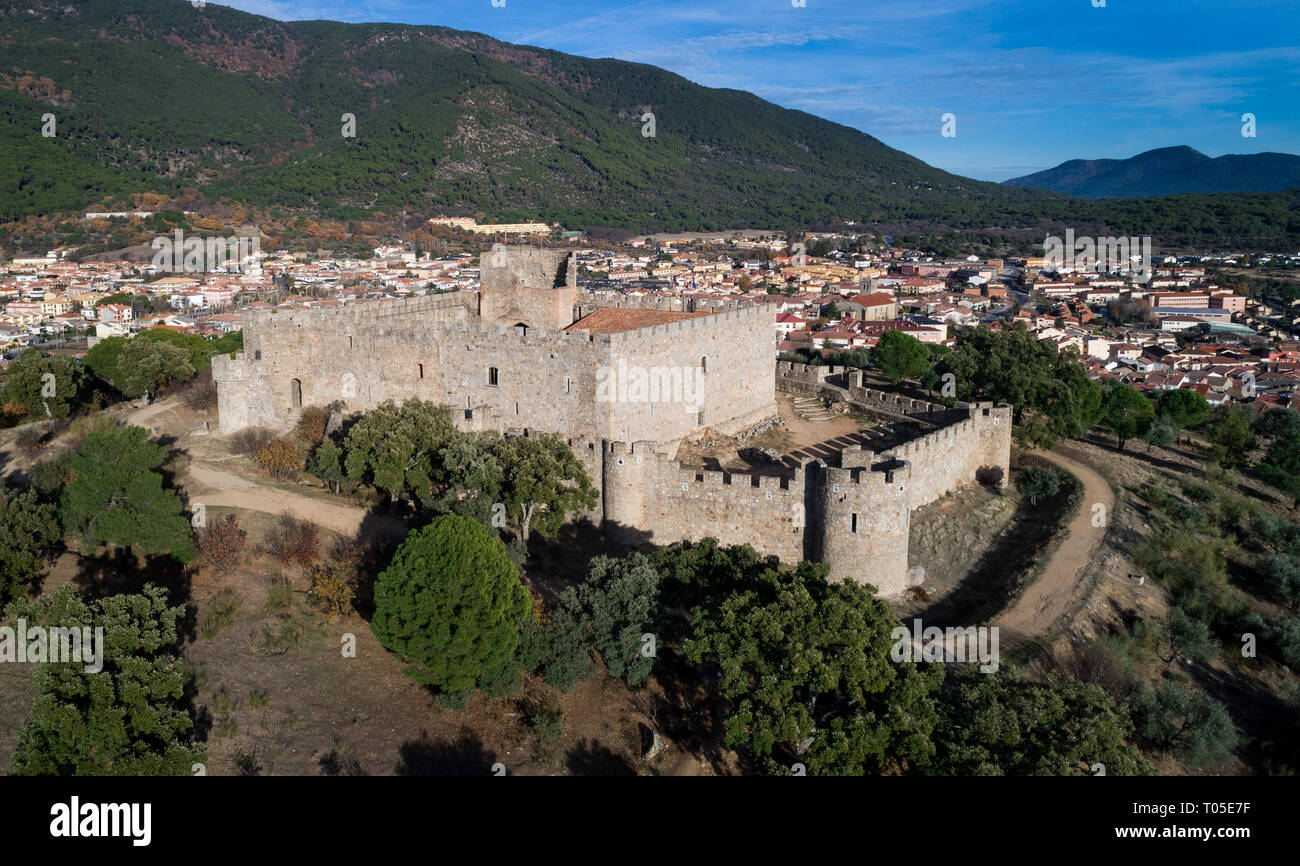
[371,514,530,700]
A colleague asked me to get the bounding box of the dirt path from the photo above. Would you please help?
[995,448,1113,643]
[125,397,180,429]
[185,463,403,537]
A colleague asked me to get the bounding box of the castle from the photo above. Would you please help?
[212,247,1011,596]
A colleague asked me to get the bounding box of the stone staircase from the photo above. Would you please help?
[793,396,835,422]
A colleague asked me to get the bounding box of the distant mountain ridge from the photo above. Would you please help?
[1003,146,1300,198]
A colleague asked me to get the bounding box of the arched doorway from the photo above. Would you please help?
[290,378,302,410]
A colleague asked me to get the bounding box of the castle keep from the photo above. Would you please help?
[213,247,1010,596]
[213,248,774,446]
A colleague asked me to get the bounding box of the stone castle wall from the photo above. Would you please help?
[574,292,757,318]
[479,247,576,329]
[595,366,1010,596]
[596,437,914,594]
[603,440,809,564]
[212,252,1010,598]
[213,293,476,432]
[601,305,775,444]
[212,265,776,443]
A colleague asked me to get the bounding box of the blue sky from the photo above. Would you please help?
[221,0,1300,181]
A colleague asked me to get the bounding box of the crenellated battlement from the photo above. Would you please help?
[819,461,912,488]
[606,303,770,342]
[777,360,841,382]
[575,292,758,318]
[241,291,473,328]
[481,247,576,290]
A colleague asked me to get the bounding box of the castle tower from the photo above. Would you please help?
[478,246,577,330]
[812,459,912,597]
[211,353,257,433]
[601,440,651,543]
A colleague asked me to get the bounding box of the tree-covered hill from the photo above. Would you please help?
[1005,146,1300,199]
[1,0,1297,244]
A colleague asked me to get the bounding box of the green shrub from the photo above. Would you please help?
[1144,485,1169,510]
[1258,554,1300,607]
[1180,480,1215,503]
[1129,680,1237,768]
[1015,466,1060,504]
[265,579,294,612]
[523,691,565,763]
[552,553,661,687]
[1164,499,1205,527]
[199,589,241,639]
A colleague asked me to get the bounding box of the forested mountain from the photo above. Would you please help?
[1004,146,1300,199]
[1,0,1298,245]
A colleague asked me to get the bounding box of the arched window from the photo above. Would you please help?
[488,367,499,386]
[290,378,302,409]
[700,356,708,373]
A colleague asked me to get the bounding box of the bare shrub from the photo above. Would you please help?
[309,567,356,617]
[265,512,320,569]
[0,402,28,428]
[1054,638,1131,699]
[297,405,330,445]
[976,465,1005,488]
[181,368,218,411]
[197,514,248,574]
[306,534,372,616]
[15,427,45,457]
[229,426,276,457]
[199,588,242,639]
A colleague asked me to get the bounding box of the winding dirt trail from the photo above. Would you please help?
[995,448,1113,644]
[127,396,403,537]
[184,462,403,537]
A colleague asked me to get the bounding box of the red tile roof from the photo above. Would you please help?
[563,307,711,335]
[846,292,897,307]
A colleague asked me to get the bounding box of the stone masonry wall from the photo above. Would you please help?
[602,440,808,565]
[213,293,475,432]
[214,284,776,443]
[573,292,758,319]
[479,248,576,329]
[599,438,914,594]
[213,254,1010,599]
[599,304,776,445]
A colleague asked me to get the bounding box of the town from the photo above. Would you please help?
[4,215,1297,418]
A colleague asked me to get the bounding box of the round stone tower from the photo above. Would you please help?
[601,440,652,544]
[813,460,912,597]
